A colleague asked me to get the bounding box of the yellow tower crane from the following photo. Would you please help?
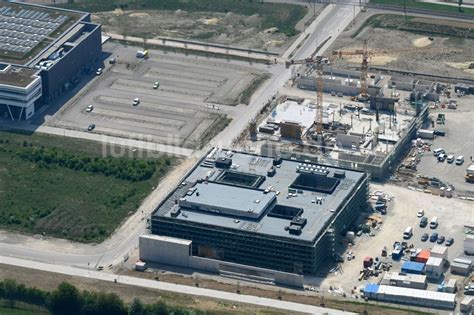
[285,56,328,136]
[332,40,458,100]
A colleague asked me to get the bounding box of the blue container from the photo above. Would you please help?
[401,261,425,274]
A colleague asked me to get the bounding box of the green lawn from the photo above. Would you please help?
[371,0,474,15]
[0,131,176,243]
[58,0,307,36]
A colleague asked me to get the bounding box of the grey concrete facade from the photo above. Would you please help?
[139,234,304,287]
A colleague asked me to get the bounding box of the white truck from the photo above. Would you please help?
[465,235,474,255]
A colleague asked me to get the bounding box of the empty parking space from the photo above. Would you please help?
[49,43,269,149]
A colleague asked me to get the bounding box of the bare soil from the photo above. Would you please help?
[93,10,294,54]
[330,13,474,77]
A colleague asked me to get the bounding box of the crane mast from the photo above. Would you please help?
[286,56,326,135]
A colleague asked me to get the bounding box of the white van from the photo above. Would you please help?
[456,155,464,165]
[403,227,413,239]
[447,154,455,163]
[430,216,439,229]
[433,148,445,156]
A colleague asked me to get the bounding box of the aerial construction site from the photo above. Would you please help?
[0,1,473,315]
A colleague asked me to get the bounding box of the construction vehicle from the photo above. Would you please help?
[466,164,474,183]
[436,113,445,124]
[285,56,327,136]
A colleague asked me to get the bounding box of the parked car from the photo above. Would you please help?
[153,81,160,89]
[87,123,95,131]
[96,68,103,75]
[430,216,439,229]
[455,155,464,165]
[86,104,94,112]
[419,217,428,228]
[421,233,429,242]
[430,232,439,242]
[433,148,445,156]
[417,209,425,217]
[132,98,140,106]
[97,265,104,271]
[438,153,447,162]
[437,235,446,244]
[403,227,413,239]
[445,237,454,246]
[447,154,455,163]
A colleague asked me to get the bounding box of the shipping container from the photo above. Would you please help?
[426,257,444,279]
[363,284,455,309]
[450,262,471,275]
[401,261,425,274]
[417,129,435,140]
[460,296,473,313]
[431,245,448,260]
[416,249,430,263]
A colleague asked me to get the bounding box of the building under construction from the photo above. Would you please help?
[150,149,369,274]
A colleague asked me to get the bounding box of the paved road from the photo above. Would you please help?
[106,33,277,62]
[0,256,354,315]
[211,2,360,150]
[0,4,360,312]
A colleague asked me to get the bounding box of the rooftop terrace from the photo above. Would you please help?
[0,65,39,88]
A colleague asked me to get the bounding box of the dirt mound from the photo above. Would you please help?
[413,37,432,47]
[344,55,397,66]
[203,18,220,25]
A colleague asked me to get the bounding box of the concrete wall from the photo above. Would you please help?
[139,234,192,264]
[297,77,381,96]
[139,235,304,288]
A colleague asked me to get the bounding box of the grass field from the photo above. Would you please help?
[371,0,474,15]
[59,0,307,36]
[0,131,176,243]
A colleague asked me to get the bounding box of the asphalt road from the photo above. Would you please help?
[0,256,355,315]
[0,3,360,312]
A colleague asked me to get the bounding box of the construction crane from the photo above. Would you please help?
[332,40,458,100]
[285,56,329,136]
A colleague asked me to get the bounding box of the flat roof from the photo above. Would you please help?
[153,149,366,242]
[0,2,84,66]
[0,66,39,88]
[141,234,192,246]
[181,182,276,220]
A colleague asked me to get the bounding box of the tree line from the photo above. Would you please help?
[15,146,171,182]
[0,279,210,315]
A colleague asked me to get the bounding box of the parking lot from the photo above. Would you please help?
[49,42,270,149]
[311,183,472,296]
[416,96,474,193]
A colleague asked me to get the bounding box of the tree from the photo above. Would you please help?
[49,282,83,315]
[129,298,144,315]
[148,300,168,315]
